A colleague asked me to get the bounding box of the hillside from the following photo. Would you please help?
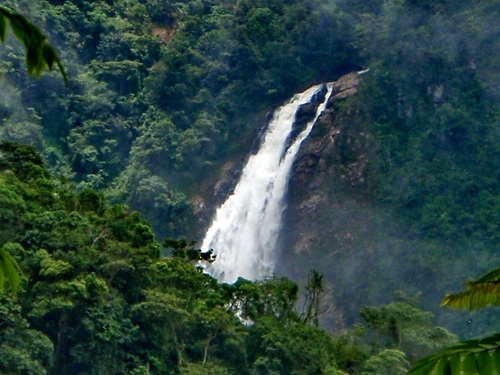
[0,0,498,372]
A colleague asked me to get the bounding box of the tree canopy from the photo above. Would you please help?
[0,0,498,372]
[0,141,347,374]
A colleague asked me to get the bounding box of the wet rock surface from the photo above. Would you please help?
[290,71,370,192]
[278,71,383,329]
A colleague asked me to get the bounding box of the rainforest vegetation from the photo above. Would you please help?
[0,0,498,374]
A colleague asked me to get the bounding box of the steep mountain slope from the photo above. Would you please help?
[0,0,498,337]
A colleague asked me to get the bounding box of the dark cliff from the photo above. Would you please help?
[278,72,419,329]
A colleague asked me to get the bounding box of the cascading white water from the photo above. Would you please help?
[201,83,333,283]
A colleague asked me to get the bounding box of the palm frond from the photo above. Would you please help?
[0,246,21,295]
[442,282,500,310]
[441,267,500,310]
[0,9,6,42]
[408,333,500,375]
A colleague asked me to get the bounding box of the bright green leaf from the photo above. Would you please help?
[408,357,439,375]
[0,246,21,295]
[435,357,451,375]
[475,351,493,375]
[448,353,461,374]
[492,348,500,374]
[462,353,477,374]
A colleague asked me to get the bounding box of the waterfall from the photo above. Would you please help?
[201,83,333,283]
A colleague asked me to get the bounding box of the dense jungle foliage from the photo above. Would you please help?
[0,0,497,243]
[0,142,461,374]
[0,0,498,373]
[0,0,362,238]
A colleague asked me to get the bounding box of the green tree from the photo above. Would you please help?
[0,295,53,375]
[360,294,457,361]
[0,121,355,375]
[361,349,410,375]
[246,316,338,375]
[180,362,230,375]
[301,269,325,326]
[409,267,500,375]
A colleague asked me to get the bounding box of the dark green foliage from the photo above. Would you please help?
[293,0,500,338]
[0,2,493,326]
[353,0,499,251]
[0,5,67,82]
[0,0,360,240]
[0,142,346,375]
[0,0,498,372]
[164,238,216,263]
[246,316,337,375]
[0,142,50,182]
[5,2,494,295]
[0,295,54,374]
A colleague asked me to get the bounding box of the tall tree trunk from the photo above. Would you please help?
[203,332,217,364]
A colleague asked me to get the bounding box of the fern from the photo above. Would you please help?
[0,246,21,295]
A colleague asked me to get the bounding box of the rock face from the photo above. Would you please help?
[192,157,246,235]
[289,72,370,191]
[276,71,453,331]
[277,71,394,330]
[284,83,328,151]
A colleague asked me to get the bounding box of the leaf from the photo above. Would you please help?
[412,268,500,375]
[436,357,451,375]
[475,268,500,283]
[448,353,461,374]
[492,348,500,374]
[0,261,5,291]
[0,5,67,83]
[461,353,477,374]
[408,355,439,375]
[42,43,56,68]
[26,42,43,76]
[8,13,33,46]
[441,267,500,310]
[475,351,493,375]
[0,247,21,295]
[409,334,500,375]
[0,11,6,41]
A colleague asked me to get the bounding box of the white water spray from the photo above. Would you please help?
[201,83,333,283]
